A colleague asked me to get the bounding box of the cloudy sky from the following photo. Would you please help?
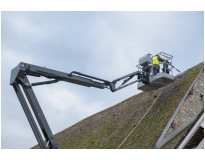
[1,11,204,149]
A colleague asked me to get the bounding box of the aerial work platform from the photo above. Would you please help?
[9,52,179,149]
[136,52,175,92]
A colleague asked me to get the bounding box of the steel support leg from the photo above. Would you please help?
[13,83,46,149]
[21,77,58,149]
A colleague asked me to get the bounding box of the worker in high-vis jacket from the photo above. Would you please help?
[152,54,164,75]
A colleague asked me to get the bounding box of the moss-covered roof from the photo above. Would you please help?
[32,62,204,149]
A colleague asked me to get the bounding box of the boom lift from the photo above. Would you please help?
[10,52,178,149]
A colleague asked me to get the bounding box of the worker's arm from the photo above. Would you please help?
[158,55,165,62]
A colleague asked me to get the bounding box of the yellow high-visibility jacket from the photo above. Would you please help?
[153,56,160,65]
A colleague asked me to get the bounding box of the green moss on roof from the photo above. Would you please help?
[32,62,203,149]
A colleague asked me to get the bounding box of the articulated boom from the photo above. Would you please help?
[10,52,178,148]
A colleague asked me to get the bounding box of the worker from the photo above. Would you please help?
[152,54,164,75]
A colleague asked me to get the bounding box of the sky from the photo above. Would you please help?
[1,11,204,149]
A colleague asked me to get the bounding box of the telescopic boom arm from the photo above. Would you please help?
[10,62,141,149]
